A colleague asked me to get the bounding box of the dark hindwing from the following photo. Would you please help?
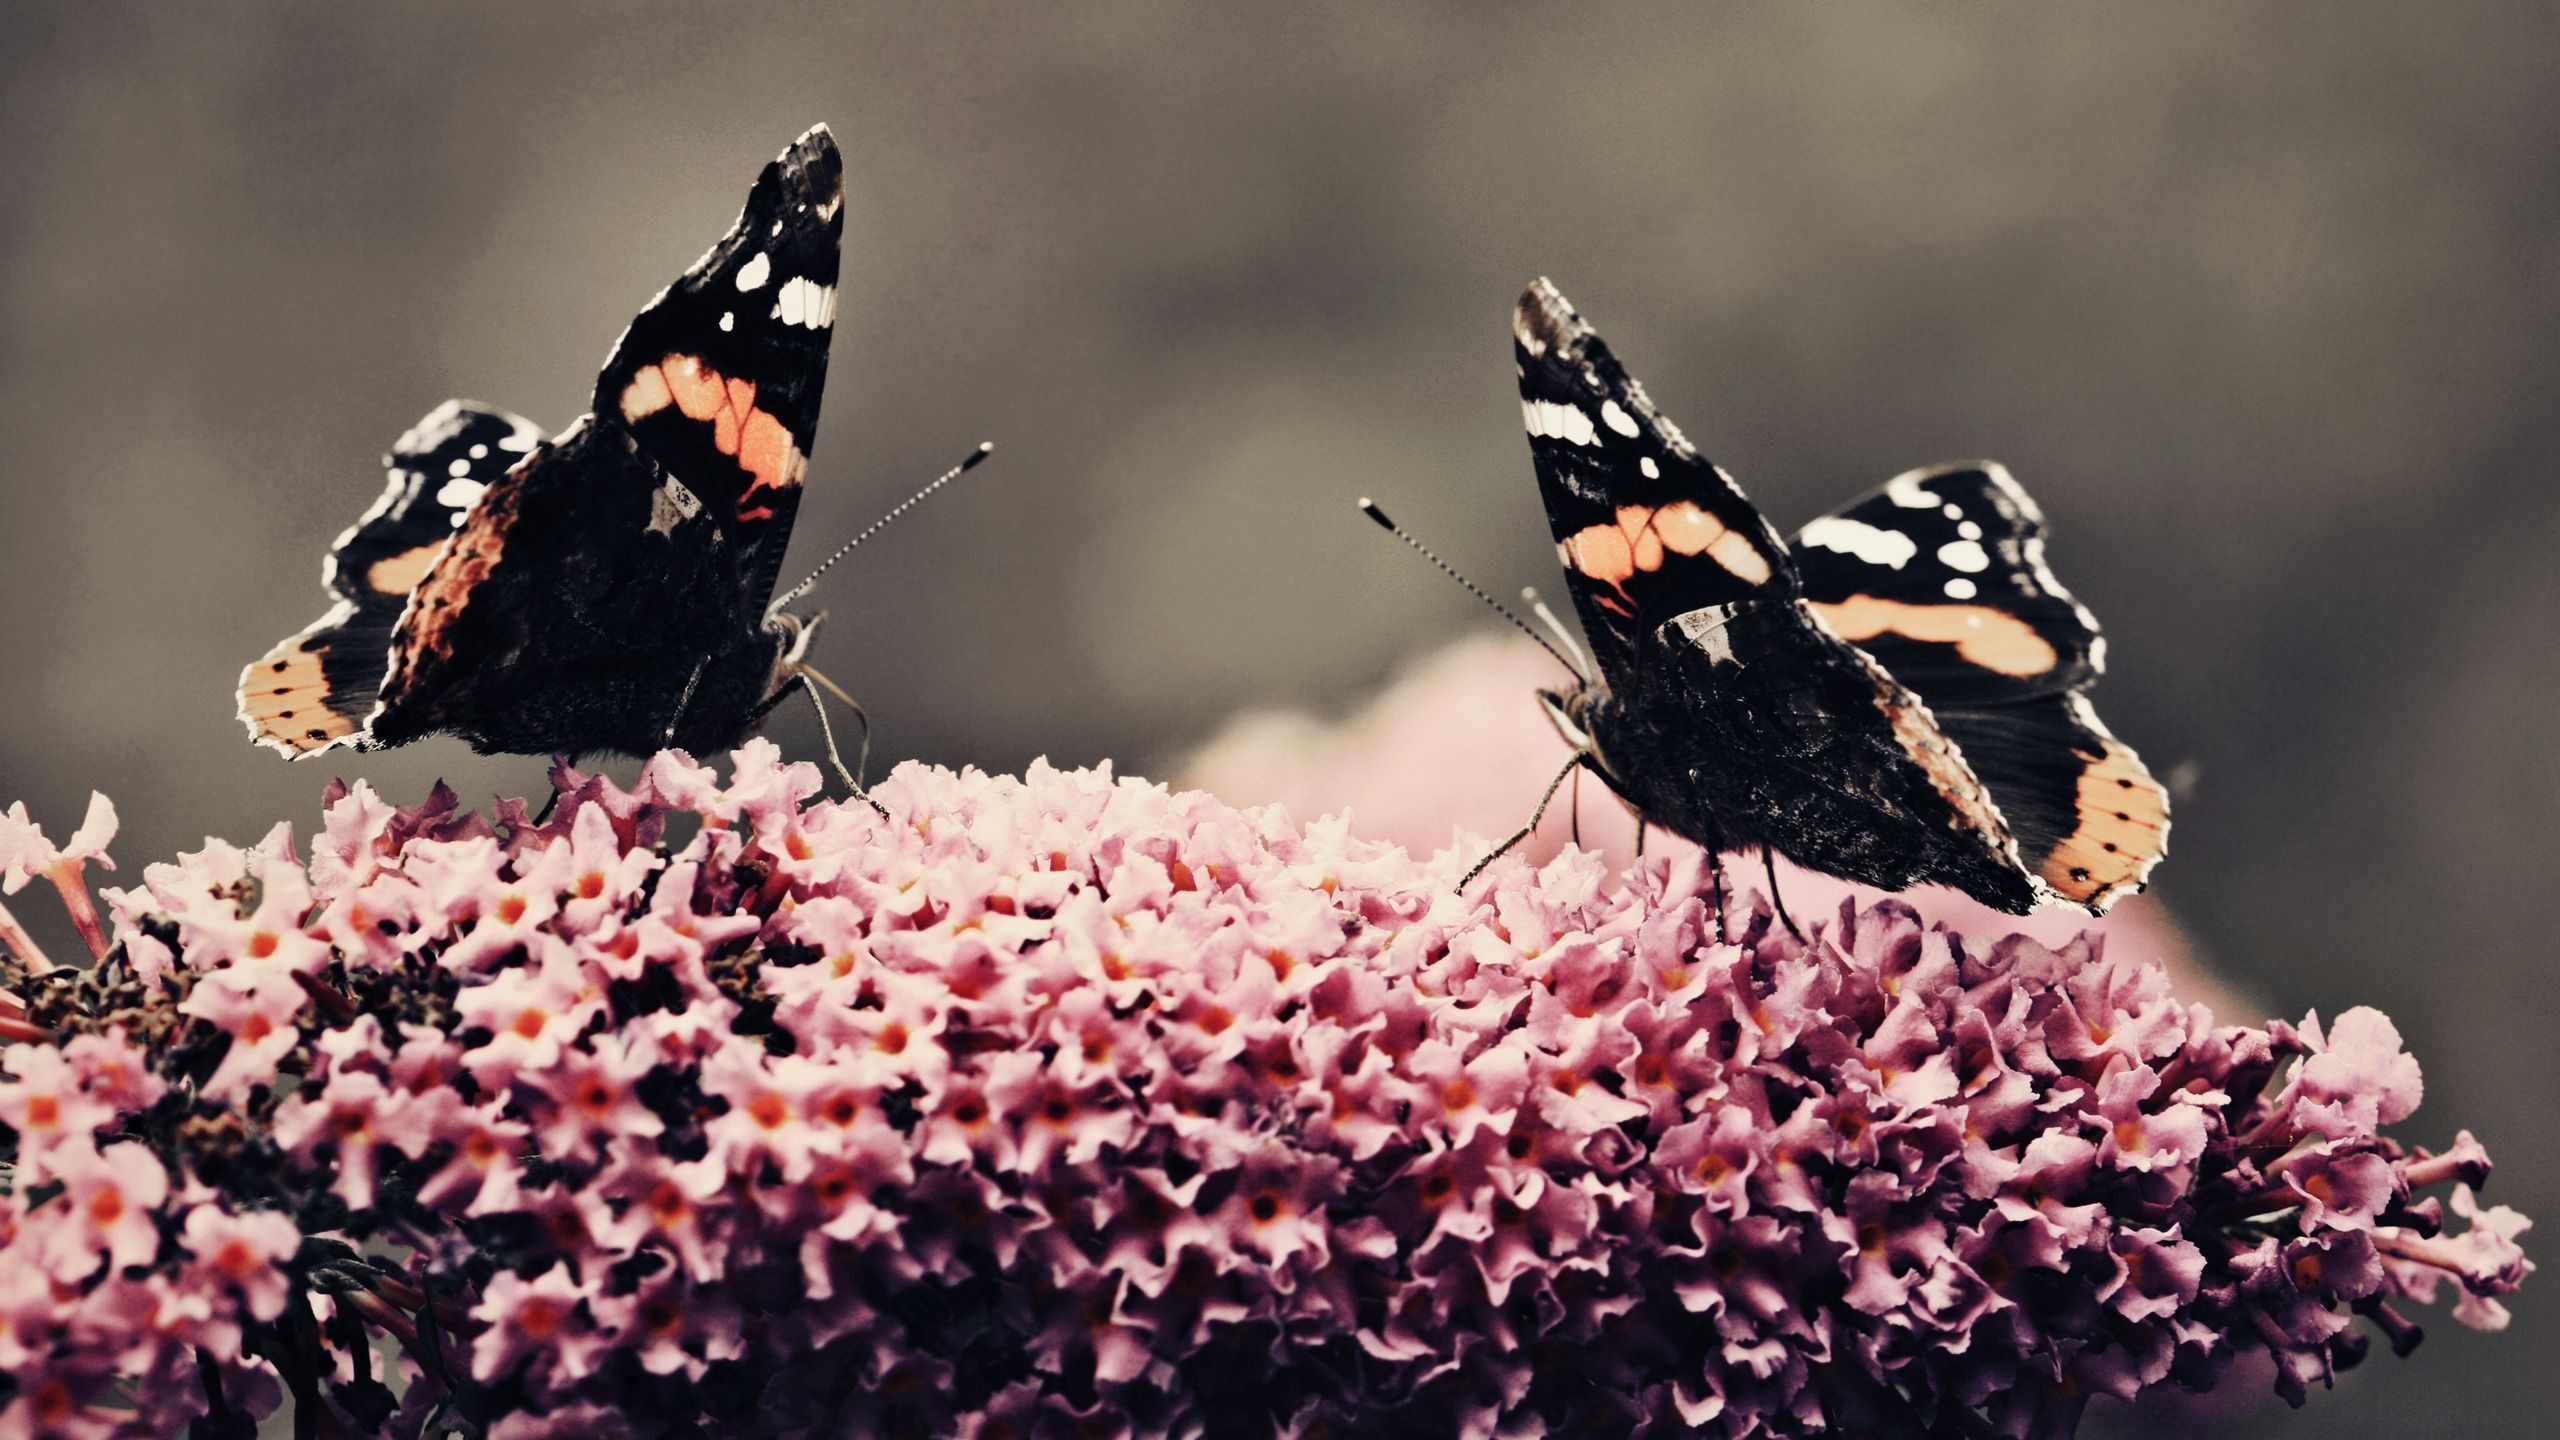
[1791,463,2166,910]
[596,123,843,614]
[368,418,751,756]
[1513,280,1795,691]
[237,400,543,757]
[1916,691,2167,911]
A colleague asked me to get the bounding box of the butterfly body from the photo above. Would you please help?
[1513,280,2166,915]
[242,126,844,764]
[1545,597,2041,913]
[357,417,809,759]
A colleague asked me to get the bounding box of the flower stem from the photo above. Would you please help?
[45,859,110,962]
[0,893,52,974]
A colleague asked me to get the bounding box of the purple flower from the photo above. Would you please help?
[0,742,2532,1438]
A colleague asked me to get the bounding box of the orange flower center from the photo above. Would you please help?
[215,1239,262,1280]
[516,1298,563,1340]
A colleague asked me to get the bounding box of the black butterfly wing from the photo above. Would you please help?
[368,417,749,755]
[1794,463,2099,705]
[238,400,542,757]
[1513,280,1795,693]
[366,127,847,758]
[1791,463,2167,910]
[596,123,843,616]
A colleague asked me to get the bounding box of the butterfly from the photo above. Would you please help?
[1506,278,2167,920]
[240,124,858,768]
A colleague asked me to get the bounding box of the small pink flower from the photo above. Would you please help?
[0,792,116,894]
[0,1356,118,1440]
[513,803,660,939]
[470,1264,601,1386]
[417,1090,533,1214]
[179,1204,302,1323]
[0,1043,118,1177]
[271,1069,392,1209]
[452,936,604,1087]
[57,1031,162,1116]
[41,1138,171,1283]
[589,1153,730,1284]
[174,958,310,1105]
[2297,1005,2427,1126]
[527,1032,666,1168]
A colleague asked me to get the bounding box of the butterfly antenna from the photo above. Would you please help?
[1520,586,1593,681]
[1357,499,1580,676]
[769,442,994,614]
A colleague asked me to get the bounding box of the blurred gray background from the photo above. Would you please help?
[0,4,2550,1434]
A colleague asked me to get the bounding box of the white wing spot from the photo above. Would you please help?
[735,252,772,292]
[1887,474,1941,509]
[1800,516,1918,569]
[1943,577,1979,600]
[720,311,735,332]
[1942,503,1965,520]
[1958,520,1982,540]
[435,478,487,512]
[1599,400,1640,438]
[468,443,488,459]
[447,458,473,478]
[1937,539,1990,573]
[773,276,836,329]
[1640,456,1660,479]
[1521,398,1598,446]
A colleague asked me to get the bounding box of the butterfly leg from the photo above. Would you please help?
[1459,752,1591,891]
[789,674,890,818]
[1761,842,1804,943]
[1633,820,1648,861]
[1705,826,1728,945]
[795,664,872,788]
[1569,764,1584,848]
[660,657,710,747]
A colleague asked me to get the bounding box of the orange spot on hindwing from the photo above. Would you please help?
[618,353,807,522]
[2035,737,2168,908]
[236,633,361,755]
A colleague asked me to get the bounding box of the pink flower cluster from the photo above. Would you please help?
[0,746,2532,1438]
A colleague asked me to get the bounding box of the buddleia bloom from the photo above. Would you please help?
[0,745,2529,1437]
